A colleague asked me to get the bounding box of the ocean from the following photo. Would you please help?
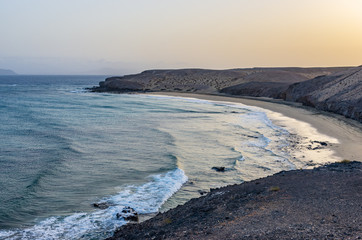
[0,75,340,239]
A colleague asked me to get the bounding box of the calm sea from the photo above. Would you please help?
[0,75,315,239]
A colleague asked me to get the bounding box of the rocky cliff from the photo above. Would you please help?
[285,66,362,122]
[90,66,362,122]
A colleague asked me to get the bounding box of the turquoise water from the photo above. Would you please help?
[0,76,297,239]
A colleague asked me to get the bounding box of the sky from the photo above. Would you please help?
[0,0,362,74]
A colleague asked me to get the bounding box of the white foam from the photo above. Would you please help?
[150,94,341,167]
[0,168,187,240]
[70,89,87,93]
[265,111,342,166]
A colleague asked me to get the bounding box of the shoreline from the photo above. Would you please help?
[108,161,362,239]
[144,92,362,163]
[107,92,362,239]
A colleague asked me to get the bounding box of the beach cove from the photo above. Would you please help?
[2,0,362,238]
[107,92,362,239]
[89,66,362,238]
[0,73,361,239]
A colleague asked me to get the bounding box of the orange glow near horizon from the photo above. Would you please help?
[0,0,361,74]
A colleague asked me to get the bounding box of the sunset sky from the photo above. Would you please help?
[1,0,362,74]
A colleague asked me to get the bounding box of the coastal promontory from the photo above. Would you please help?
[91,66,362,122]
[0,68,16,75]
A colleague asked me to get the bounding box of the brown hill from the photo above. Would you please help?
[93,67,347,94]
[90,66,362,122]
[285,66,362,122]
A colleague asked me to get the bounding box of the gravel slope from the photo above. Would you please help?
[107,162,362,240]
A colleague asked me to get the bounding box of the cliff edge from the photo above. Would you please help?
[107,161,362,240]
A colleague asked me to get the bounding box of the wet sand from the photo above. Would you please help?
[146,92,362,163]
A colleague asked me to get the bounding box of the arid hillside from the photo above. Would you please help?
[93,67,348,94]
[107,162,362,240]
[91,66,362,122]
[285,66,362,122]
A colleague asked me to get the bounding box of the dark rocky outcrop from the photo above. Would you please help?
[93,202,112,209]
[211,166,225,172]
[107,161,362,240]
[96,78,145,93]
[116,207,139,222]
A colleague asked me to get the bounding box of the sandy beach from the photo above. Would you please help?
[146,92,362,164]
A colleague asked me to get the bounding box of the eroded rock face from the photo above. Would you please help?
[220,81,289,98]
[285,66,362,122]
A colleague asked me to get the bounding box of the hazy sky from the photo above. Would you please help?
[1,0,362,74]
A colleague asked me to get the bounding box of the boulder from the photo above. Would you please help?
[93,202,111,209]
[117,206,139,222]
[212,166,225,172]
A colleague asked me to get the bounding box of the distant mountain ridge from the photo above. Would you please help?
[0,69,16,75]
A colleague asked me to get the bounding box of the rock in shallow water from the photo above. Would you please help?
[92,202,111,209]
[212,166,225,172]
[116,207,139,222]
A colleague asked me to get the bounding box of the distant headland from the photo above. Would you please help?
[0,68,17,75]
[90,66,362,123]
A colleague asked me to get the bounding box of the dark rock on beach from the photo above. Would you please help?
[211,166,225,172]
[116,207,139,222]
[313,141,328,146]
[106,161,362,240]
[198,190,208,196]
